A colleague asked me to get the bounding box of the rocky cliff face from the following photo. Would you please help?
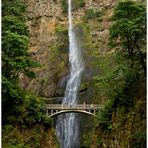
[20,0,67,97]
[20,0,116,98]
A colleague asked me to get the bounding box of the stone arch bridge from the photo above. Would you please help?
[46,104,103,117]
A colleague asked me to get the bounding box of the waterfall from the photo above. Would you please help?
[56,0,84,147]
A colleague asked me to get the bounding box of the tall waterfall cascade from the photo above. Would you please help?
[56,0,84,147]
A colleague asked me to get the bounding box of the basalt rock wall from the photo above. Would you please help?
[20,0,116,99]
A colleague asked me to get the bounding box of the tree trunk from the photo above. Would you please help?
[137,46,146,77]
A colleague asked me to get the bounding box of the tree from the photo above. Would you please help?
[2,0,38,123]
[109,1,146,76]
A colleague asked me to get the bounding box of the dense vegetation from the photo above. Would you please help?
[2,0,57,147]
[91,1,146,147]
[110,1,146,76]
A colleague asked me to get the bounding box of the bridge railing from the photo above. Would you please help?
[46,104,103,110]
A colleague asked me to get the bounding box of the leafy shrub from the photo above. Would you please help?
[94,51,140,130]
[74,0,85,9]
[96,99,114,130]
[2,92,52,147]
[131,131,146,148]
[16,93,52,127]
[61,0,68,13]
[84,9,102,20]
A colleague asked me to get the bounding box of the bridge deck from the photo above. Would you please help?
[46,104,103,110]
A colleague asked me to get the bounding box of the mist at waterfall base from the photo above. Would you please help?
[56,0,84,147]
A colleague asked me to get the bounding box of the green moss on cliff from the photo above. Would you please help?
[48,24,69,82]
[84,9,102,21]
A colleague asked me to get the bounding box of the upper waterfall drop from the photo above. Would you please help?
[62,0,84,106]
[56,0,84,147]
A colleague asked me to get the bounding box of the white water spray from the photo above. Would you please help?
[56,0,84,147]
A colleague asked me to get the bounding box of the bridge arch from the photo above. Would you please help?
[47,110,97,117]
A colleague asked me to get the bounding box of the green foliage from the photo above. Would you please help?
[110,1,146,46]
[48,25,69,82]
[2,76,20,99]
[96,100,114,130]
[2,77,25,124]
[92,1,146,146]
[93,50,141,129]
[17,94,52,126]
[3,15,28,35]
[2,125,49,148]
[55,25,68,52]
[48,44,68,84]
[109,0,146,75]
[2,0,39,123]
[2,0,26,18]
[73,0,85,9]
[131,131,146,147]
[61,0,68,13]
[74,21,98,57]
[84,9,102,20]
[93,54,115,76]
[2,2,51,147]
[2,93,52,147]
[94,62,124,99]
[2,1,38,80]
[94,0,146,126]
[81,132,92,148]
